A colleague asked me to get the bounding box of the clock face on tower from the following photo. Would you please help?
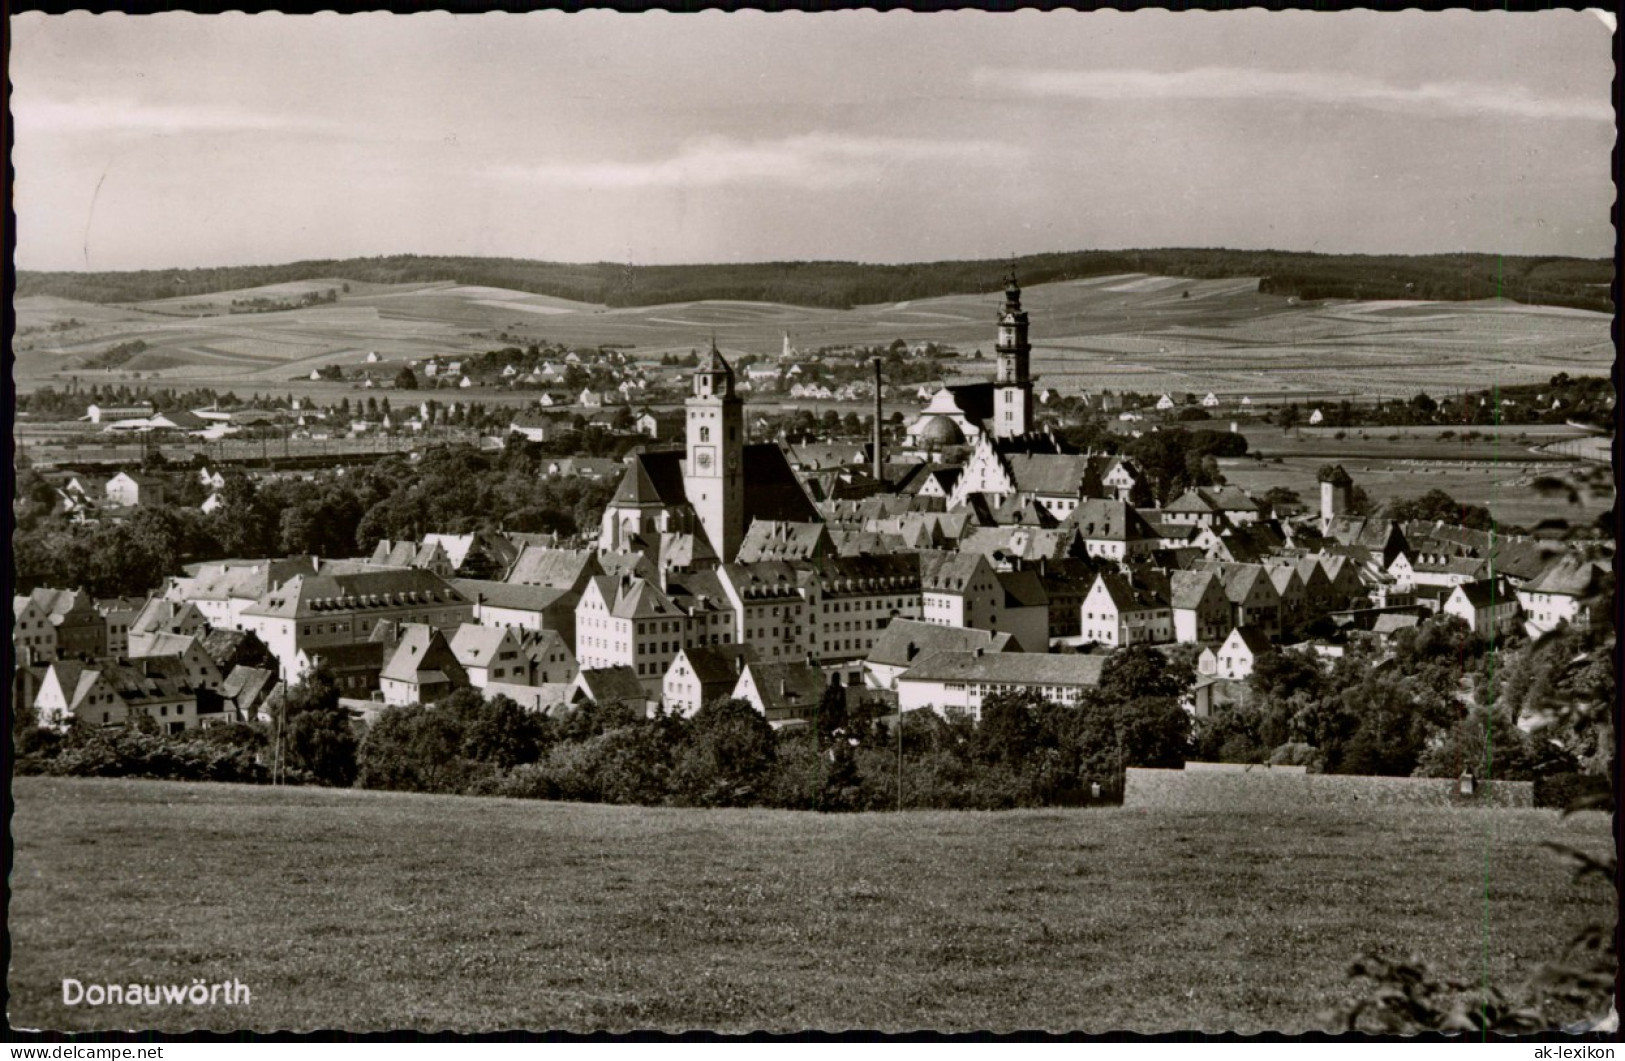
[727,451,739,470]
[695,446,715,471]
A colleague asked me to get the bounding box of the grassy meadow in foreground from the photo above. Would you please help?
[9,778,1613,1033]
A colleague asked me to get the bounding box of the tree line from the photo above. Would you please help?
[15,645,1197,810]
[19,249,1611,313]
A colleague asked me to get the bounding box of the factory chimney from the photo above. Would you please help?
[872,357,885,490]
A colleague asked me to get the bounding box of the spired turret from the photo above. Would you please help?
[993,272,1034,438]
[693,340,736,400]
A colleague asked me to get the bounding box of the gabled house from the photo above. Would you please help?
[128,598,208,652]
[1324,517,1409,569]
[1388,549,1486,591]
[220,665,281,723]
[732,659,828,727]
[1070,498,1160,561]
[1201,562,1283,637]
[663,644,757,717]
[1079,571,1173,647]
[1267,564,1308,629]
[421,531,519,579]
[569,666,651,718]
[1318,554,1368,609]
[13,596,58,664]
[574,574,689,694]
[522,629,579,688]
[1442,579,1522,640]
[1199,627,1275,681]
[378,624,467,707]
[920,550,1002,634]
[125,632,225,692]
[295,640,385,696]
[715,561,815,663]
[105,471,167,508]
[449,623,530,689]
[29,587,107,659]
[1169,570,1231,644]
[1293,557,1336,617]
[455,579,581,647]
[35,658,199,733]
[1515,557,1612,638]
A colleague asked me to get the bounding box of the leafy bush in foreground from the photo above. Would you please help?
[24,729,272,785]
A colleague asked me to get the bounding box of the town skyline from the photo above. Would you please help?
[11,9,1615,273]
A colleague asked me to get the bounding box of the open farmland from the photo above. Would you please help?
[8,777,1613,1033]
[13,274,1612,400]
[1222,423,1615,531]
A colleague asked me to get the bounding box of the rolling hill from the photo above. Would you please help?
[16,249,1614,313]
[12,271,1613,401]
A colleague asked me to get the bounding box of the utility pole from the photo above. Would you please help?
[896,707,903,813]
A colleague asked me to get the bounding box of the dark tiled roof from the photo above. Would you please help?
[1092,571,1169,611]
[743,444,822,525]
[221,665,276,706]
[737,521,830,564]
[1170,570,1224,609]
[743,661,828,719]
[379,625,465,686]
[901,650,1108,687]
[677,644,757,686]
[245,569,467,620]
[1525,556,1607,597]
[1452,579,1509,610]
[454,578,574,613]
[577,666,648,705]
[504,546,600,590]
[1002,453,1098,497]
[920,550,990,592]
[1071,499,1158,543]
[867,619,1017,668]
[996,568,1049,609]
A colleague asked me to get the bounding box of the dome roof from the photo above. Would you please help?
[918,415,966,446]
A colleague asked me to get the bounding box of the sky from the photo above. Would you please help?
[9,9,1616,271]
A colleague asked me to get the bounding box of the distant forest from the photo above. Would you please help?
[16,249,1614,313]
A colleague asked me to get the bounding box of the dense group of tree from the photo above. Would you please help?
[1271,374,1613,431]
[229,288,339,313]
[18,383,264,420]
[1192,613,1613,802]
[18,249,1612,312]
[80,340,150,372]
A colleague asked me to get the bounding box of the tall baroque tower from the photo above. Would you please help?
[684,342,746,563]
[993,273,1034,439]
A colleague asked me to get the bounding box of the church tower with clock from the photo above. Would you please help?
[684,342,746,563]
[992,272,1034,439]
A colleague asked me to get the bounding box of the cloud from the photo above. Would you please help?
[980,67,1612,123]
[12,97,341,136]
[488,133,1018,191]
